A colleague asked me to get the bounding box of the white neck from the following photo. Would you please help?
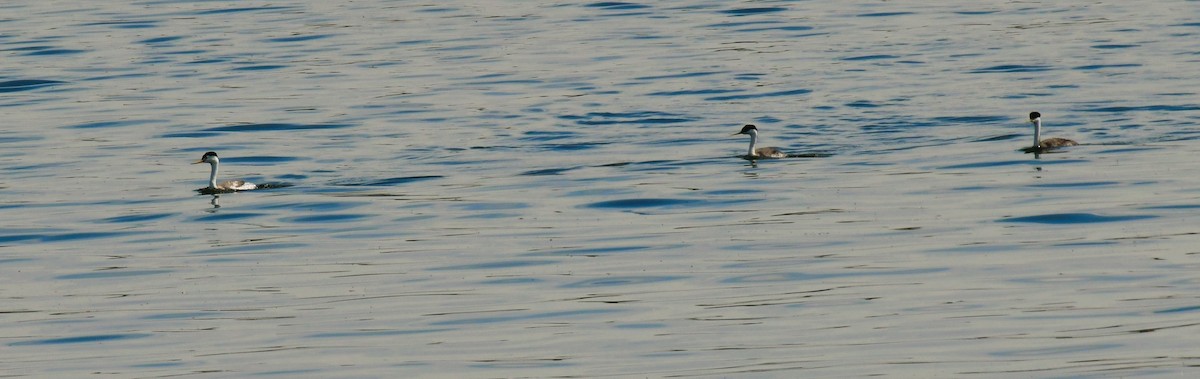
[1032,118,1042,147]
[747,130,759,156]
[207,160,219,188]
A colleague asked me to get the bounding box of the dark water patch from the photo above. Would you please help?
[80,20,157,29]
[998,213,1156,224]
[633,71,722,80]
[842,54,898,61]
[705,88,810,101]
[9,333,151,346]
[970,64,1053,73]
[0,79,65,93]
[721,7,787,16]
[845,100,881,108]
[24,49,86,56]
[723,267,946,283]
[193,213,267,222]
[67,119,159,129]
[858,12,914,17]
[561,275,685,288]
[543,142,608,151]
[0,231,136,244]
[1028,181,1118,188]
[332,176,442,186]
[202,123,353,132]
[1092,44,1138,49]
[522,167,580,176]
[431,309,621,326]
[56,269,173,280]
[559,111,695,126]
[646,89,743,96]
[5,46,55,52]
[141,36,183,44]
[1077,105,1200,113]
[309,328,453,339]
[224,156,300,164]
[101,213,174,223]
[286,214,370,223]
[83,73,154,82]
[702,189,764,195]
[265,34,331,43]
[431,260,558,270]
[0,135,43,144]
[1155,305,1200,314]
[7,161,67,171]
[585,198,700,209]
[1073,63,1141,70]
[1140,204,1200,210]
[194,6,296,15]
[585,2,650,10]
[185,58,228,65]
[232,65,287,71]
[955,11,997,15]
[735,25,816,33]
[976,133,1022,142]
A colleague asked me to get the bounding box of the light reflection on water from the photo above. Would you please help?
[3,0,1200,377]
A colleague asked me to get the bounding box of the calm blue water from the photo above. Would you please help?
[4,1,1200,377]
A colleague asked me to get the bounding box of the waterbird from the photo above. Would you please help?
[193,151,257,193]
[732,124,787,159]
[1029,111,1077,150]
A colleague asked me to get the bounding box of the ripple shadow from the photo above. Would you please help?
[9,333,152,346]
[998,213,1156,224]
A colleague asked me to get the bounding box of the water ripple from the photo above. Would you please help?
[202,123,353,132]
[998,213,1156,224]
[970,64,1053,73]
[721,7,787,16]
[9,333,152,346]
[0,79,65,93]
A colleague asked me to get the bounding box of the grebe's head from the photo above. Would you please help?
[1029,111,1042,124]
[733,124,759,135]
[193,151,219,165]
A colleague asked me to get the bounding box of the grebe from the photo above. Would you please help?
[733,124,787,159]
[193,151,257,193]
[1029,112,1077,150]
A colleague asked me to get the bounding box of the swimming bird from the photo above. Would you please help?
[1029,112,1077,150]
[733,124,787,159]
[193,151,257,193]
